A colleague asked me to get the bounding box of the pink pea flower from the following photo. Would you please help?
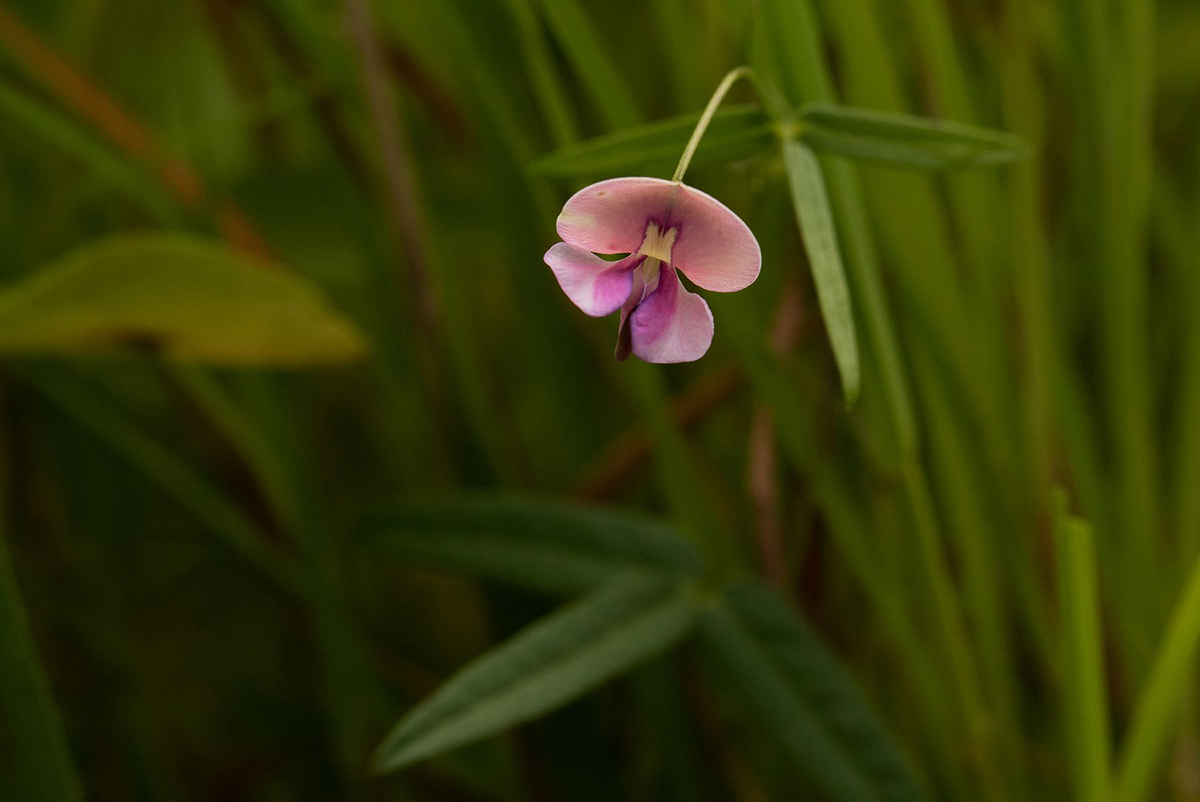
[544,177,761,363]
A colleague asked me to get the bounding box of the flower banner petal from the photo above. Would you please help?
[556,177,680,255]
[668,185,760,293]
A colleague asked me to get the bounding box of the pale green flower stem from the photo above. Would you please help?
[672,66,756,183]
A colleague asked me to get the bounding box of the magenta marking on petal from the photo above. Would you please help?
[544,244,643,317]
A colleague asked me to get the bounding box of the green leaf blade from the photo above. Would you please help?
[782,140,861,405]
[0,234,368,366]
[1053,492,1112,802]
[798,102,1027,171]
[700,584,929,802]
[372,573,700,772]
[362,495,703,595]
[531,105,775,179]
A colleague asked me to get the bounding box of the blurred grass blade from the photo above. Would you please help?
[699,583,929,802]
[0,76,176,223]
[798,103,1026,171]
[531,105,775,178]
[782,140,860,405]
[362,495,703,594]
[1053,492,1111,802]
[0,234,368,365]
[0,516,81,801]
[1117,530,1200,802]
[23,367,304,597]
[499,0,579,146]
[533,0,640,128]
[372,573,699,772]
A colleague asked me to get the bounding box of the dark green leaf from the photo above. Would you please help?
[700,583,929,802]
[0,234,368,365]
[362,495,702,594]
[531,105,775,178]
[373,573,700,772]
[782,139,860,405]
[798,102,1027,170]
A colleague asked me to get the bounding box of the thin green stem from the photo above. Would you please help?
[672,66,754,182]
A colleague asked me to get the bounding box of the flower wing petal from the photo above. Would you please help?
[630,268,714,363]
[669,184,761,292]
[556,177,680,255]
[544,244,641,317]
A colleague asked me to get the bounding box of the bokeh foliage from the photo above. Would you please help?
[2,0,1200,799]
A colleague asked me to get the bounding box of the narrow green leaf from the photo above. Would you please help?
[0,234,368,366]
[1053,491,1111,802]
[798,103,1026,171]
[362,495,702,594]
[373,573,700,772]
[782,140,860,405]
[699,583,928,802]
[531,105,775,178]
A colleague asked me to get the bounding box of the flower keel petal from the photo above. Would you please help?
[630,269,714,363]
[544,244,641,317]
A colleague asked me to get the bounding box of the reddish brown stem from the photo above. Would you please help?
[745,280,805,590]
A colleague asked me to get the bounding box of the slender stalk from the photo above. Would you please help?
[673,66,754,182]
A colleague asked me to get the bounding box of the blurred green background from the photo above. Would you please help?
[2,0,1200,799]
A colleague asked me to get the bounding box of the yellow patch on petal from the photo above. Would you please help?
[637,222,677,263]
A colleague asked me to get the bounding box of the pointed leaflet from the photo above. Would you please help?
[699,583,929,802]
[373,573,700,772]
[532,106,775,178]
[783,140,860,405]
[0,234,367,365]
[798,103,1026,171]
[362,495,702,595]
